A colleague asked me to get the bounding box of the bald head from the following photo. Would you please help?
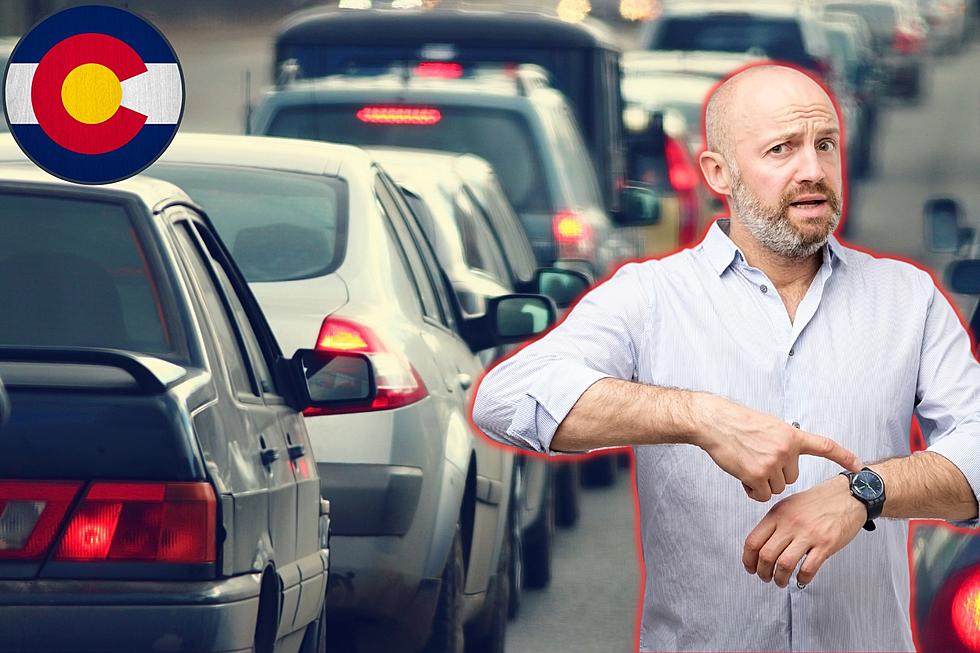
[705,65,836,163]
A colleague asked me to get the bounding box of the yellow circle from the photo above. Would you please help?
[60,63,122,125]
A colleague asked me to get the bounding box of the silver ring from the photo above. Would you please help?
[796,581,807,590]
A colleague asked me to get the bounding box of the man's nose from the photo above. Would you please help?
[794,145,826,184]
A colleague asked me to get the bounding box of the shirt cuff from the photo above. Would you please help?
[926,432,980,528]
[504,364,612,454]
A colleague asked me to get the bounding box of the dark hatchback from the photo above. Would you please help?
[0,168,373,653]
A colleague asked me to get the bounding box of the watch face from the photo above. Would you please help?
[852,471,884,501]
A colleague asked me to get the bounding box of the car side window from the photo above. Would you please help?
[379,174,457,330]
[190,220,277,396]
[458,187,509,285]
[480,177,537,285]
[172,220,260,398]
[375,177,444,323]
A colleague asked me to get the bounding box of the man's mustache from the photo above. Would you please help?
[779,182,841,215]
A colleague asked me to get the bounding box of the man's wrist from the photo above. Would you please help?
[679,391,712,448]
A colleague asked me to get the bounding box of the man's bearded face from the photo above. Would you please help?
[729,162,842,259]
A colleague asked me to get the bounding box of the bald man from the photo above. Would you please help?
[472,64,980,651]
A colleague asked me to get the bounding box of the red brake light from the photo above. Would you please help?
[309,317,428,415]
[356,106,442,125]
[0,481,82,560]
[895,29,922,54]
[552,211,595,260]
[54,482,216,563]
[414,62,463,79]
[665,136,698,192]
[953,570,980,651]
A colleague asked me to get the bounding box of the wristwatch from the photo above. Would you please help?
[839,467,886,532]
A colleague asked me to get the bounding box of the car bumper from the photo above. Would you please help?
[0,573,261,653]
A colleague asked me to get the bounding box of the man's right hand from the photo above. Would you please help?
[689,394,862,502]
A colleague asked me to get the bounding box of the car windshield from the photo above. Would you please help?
[0,193,183,358]
[266,104,552,214]
[150,165,347,283]
[653,16,810,65]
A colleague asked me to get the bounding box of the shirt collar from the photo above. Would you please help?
[699,218,849,277]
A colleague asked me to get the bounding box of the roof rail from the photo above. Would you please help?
[514,64,551,97]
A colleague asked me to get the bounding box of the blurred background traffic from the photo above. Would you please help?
[1,1,979,652]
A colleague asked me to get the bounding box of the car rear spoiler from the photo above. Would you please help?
[0,347,187,394]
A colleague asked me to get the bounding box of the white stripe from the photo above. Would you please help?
[4,64,39,124]
[120,64,182,124]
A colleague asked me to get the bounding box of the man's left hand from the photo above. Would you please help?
[743,475,866,588]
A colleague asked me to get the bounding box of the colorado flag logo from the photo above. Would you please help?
[2,5,183,184]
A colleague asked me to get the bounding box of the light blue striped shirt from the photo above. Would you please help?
[472,219,980,652]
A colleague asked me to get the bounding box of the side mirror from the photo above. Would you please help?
[613,185,661,226]
[535,267,591,309]
[285,349,375,411]
[948,259,980,295]
[461,294,557,351]
[924,197,970,253]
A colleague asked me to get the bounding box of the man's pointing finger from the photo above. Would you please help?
[797,432,861,472]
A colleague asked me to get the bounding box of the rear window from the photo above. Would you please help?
[822,4,897,37]
[266,104,552,214]
[652,16,811,65]
[149,165,347,282]
[0,193,183,358]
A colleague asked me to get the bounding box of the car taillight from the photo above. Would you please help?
[895,29,922,54]
[665,136,701,245]
[414,62,463,79]
[0,481,82,560]
[953,569,980,651]
[552,211,594,260]
[308,317,428,415]
[54,482,216,563]
[356,105,442,125]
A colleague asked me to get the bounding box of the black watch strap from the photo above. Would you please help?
[840,468,885,532]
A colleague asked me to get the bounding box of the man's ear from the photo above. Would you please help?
[699,151,733,197]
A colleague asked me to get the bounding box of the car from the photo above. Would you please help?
[923,197,980,340]
[370,148,591,605]
[251,68,658,281]
[269,6,635,217]
[817,0,928,99]
[917,0,970,53]
[0,164,369,653]
[622,49,769,82]
[139,133,555,652]
[639,0,838,83]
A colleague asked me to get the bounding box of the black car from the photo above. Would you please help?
[0,167,375,653]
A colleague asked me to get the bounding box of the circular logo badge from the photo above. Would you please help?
[3,5,184,184]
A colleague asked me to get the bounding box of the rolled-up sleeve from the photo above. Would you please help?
[472,262,654,454]
[916,284,980,523]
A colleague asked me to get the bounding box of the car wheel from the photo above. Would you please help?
[422,526,465,653]
[554,462,580,528]
[467,511,509,653]
[522,475,554,589]
[297,594,328,653]
[580,454,617,487]
[507,469,524,619]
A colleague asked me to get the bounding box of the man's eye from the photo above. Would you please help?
[818,141,837,152]
[770,144,786,154]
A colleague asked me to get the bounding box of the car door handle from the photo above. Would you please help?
[287,443,306,460]
[260,447,280,466]
[456,373,472,390]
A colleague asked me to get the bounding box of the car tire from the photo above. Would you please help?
[297,595,328,653]
[422,526,465,653]
[580,454,617,487]
[522,475,554,589]
[467,513,510,653]
[554,462,580,528]
[507,470,524,619]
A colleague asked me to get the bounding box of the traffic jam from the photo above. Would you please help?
[0,1,979,652]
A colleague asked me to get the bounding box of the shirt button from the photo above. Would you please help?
[788,348,795,356]
[760,284,768,294]
[792,422,801,429]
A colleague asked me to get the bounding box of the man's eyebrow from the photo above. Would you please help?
[765,126,841,143]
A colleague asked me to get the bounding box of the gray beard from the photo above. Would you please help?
[729,168,841,260]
